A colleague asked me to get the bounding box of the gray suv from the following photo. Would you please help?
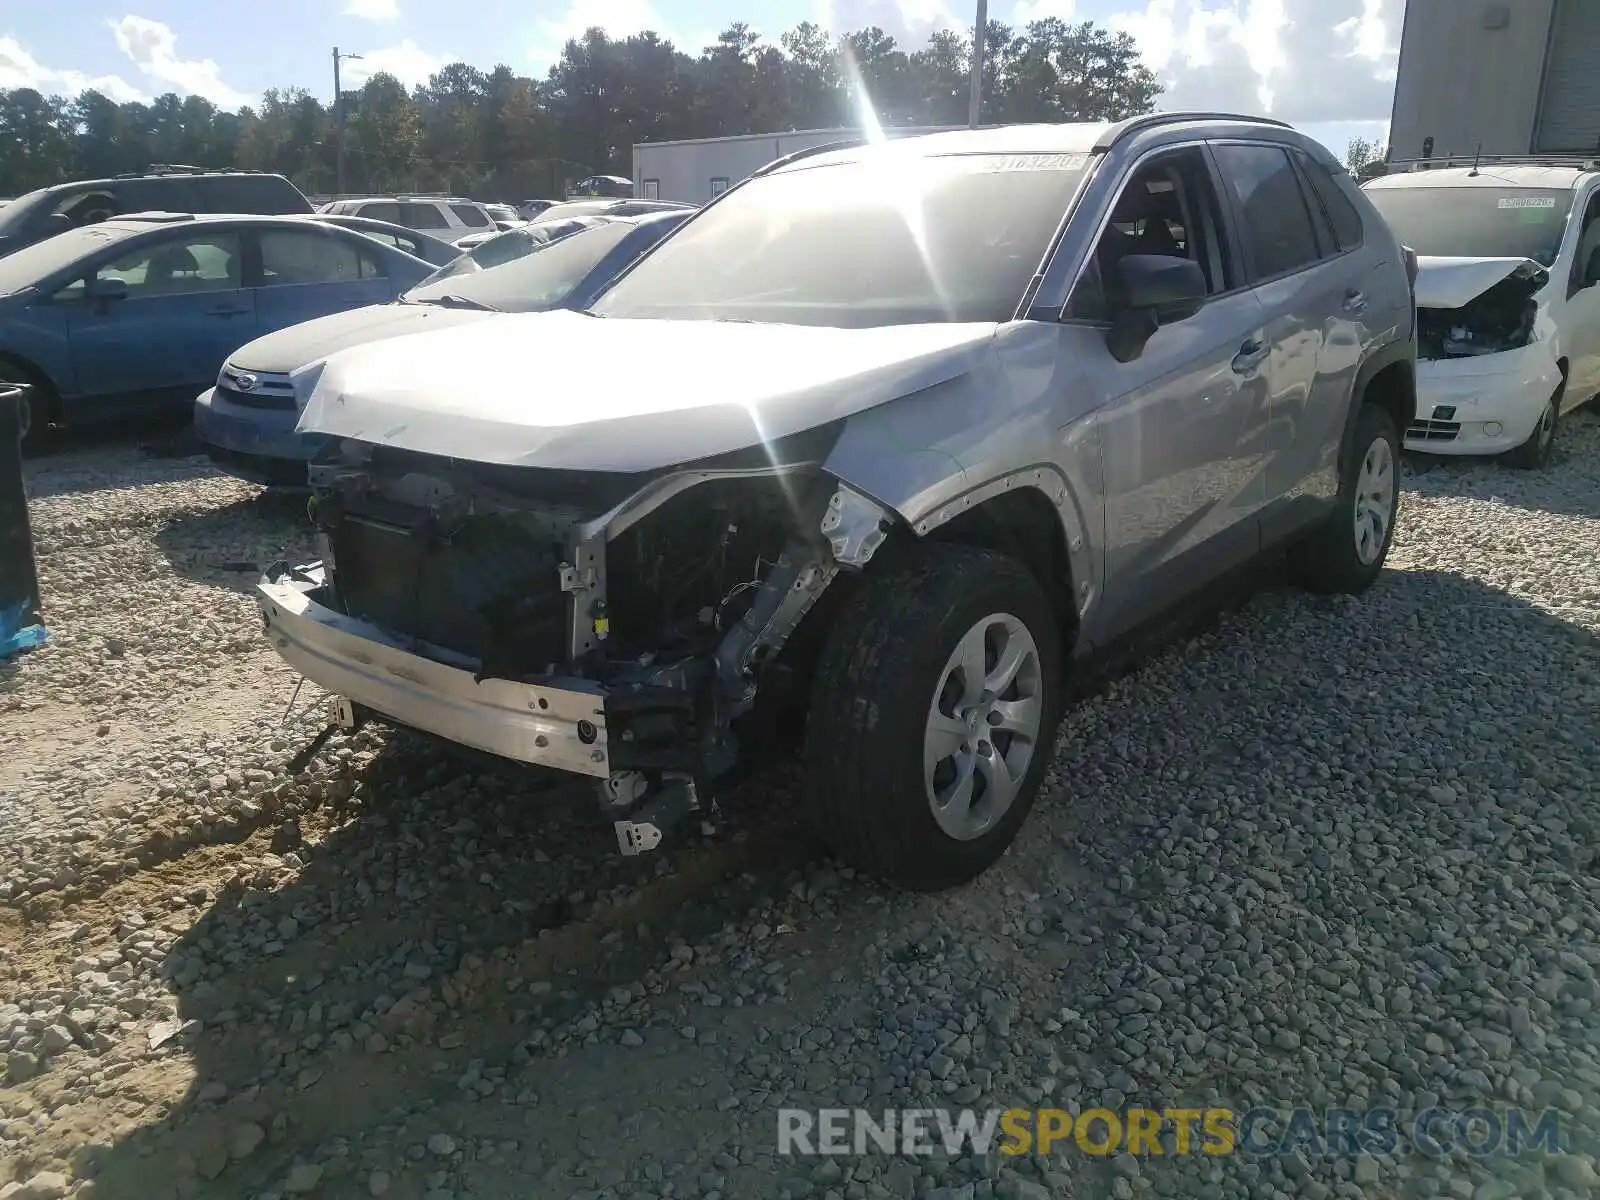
[256,112,1417,891]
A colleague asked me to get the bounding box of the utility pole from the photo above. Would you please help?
[967,0,988,129]
[332,47,363,196]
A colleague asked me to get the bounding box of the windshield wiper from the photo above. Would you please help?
[414,294,501,312]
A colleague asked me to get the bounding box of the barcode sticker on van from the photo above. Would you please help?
[1497,196,1556,209]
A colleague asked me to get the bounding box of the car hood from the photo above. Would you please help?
[294,310,1000,472]
[229,303,499,373]
[1414,256,1549,309]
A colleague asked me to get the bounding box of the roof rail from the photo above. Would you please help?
[1093,111,1292,152]
[1386,153,1600,171]
[752,137,870,177]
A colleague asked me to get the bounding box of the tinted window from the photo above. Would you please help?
[188,176,309,215]
[356,202,403,224]
[93,231,243,297]
[592,150,1089,327]
[1362,186,1575,266]
[451,203,491,228]
[1213,144,1321,279]
[1295,152,1363,252]
[400,202,449,230]
[259,229,378,285]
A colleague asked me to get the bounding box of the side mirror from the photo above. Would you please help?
[1106,254,1208,363]
[91,277,129,311]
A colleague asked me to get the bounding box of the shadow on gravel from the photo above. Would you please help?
[72,717,815,1199]
[21,415,205,501]
[69,562,1598,1199]
[1404,408,1600,521]
[152,491,316,594]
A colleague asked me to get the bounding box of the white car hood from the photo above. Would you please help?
[1414,256,1548,309]
[230,302,499,374]
[294,310,999,472]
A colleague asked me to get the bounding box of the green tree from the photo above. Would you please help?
[0,16,1163,197]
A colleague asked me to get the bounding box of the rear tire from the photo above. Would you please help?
[1288,401,1400,594]
[0,360,54,456]
[1504,383,1560,470]
[805,543,1061,891]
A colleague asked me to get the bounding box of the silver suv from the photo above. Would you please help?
[257,113,1417,891]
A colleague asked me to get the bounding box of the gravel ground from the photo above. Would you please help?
[1,415,1598,1200]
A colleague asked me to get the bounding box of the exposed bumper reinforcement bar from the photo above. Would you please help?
[256,564,611,778]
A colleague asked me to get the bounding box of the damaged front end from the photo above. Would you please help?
[1415,258,1548,361]
[256,429,893,855]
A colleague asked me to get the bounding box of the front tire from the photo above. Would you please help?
[805,543,1061,891]
[1288,401,1400,594]
[1504,383,1560,470]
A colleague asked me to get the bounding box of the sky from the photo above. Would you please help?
[1,0,1398,159]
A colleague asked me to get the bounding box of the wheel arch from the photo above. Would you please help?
[1343,340,1415,473]
[913,483,1083,657]
[0,350,63,427]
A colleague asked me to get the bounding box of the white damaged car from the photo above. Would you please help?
[1364,163,1600,467]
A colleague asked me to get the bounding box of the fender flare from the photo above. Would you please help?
[1339,337,1415,476]
[847,464,1099,624]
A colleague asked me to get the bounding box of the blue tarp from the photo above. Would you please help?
[0,600,47,660]
[1,382,44,660]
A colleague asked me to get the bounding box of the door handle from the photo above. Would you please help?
[1342,288,1368,314]
[1231,337,1269,374]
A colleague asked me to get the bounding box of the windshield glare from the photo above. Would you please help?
[1364,185,1575,265]
[415,218,599,285]
[590,150,1088,327]
[404,220,637,312]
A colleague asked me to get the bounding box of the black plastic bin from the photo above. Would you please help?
[0,383,46,658]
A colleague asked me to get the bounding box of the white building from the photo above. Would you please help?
[631,125,973,204]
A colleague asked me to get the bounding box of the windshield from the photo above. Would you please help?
[404,220,636,312]
[0,188,49,236]
[590,150,1089,326]
[0,222,134,294]
[416,218,601,284]
[1364,185,1576,265]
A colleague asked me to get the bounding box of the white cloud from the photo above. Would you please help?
[1010,0,1073,28]
[1108,0,1398,123]
[815,0,962,48]
[110,15,250,108]
[344,0,400,20]
[343,39,449,87]
[526,0,714,72]
[0,34,145,102]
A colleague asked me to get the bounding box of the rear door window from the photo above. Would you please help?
[399,202,449,231]
[450,203,491,229]
[357,202,403,224]
[188,176,301,215]
[1294,151,1364,252]
[258,229,383,285]
[1212,143,1323,280]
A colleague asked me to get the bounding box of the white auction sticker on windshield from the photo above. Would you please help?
[1497,196,1556,209]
